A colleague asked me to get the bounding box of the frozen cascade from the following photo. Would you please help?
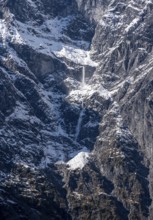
[81,66,86,107]
[75,109,85,141]
[82,66,85,87]
[75,66,86,141]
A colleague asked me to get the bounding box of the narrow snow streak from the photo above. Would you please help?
[81,66,86,107]
[75,66,87,141]
[82,66,86,87]
[75,109,85,141]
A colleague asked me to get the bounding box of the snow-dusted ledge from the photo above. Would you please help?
[67,151,90,170]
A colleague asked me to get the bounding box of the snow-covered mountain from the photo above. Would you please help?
[0,0,153,219]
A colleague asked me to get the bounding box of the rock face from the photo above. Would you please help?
[0,0,153,219]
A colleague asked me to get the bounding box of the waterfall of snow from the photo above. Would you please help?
[81,66,86,107]
[75,109,85,141]
[75,66,86,141]
[82,66,85,87]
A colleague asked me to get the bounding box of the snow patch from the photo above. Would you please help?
[0,15,97,66]
[125,17,140,33]
[0,20,8,47]
[67,151,90,170]
[56,46,97,66]
[6,102,41,124]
